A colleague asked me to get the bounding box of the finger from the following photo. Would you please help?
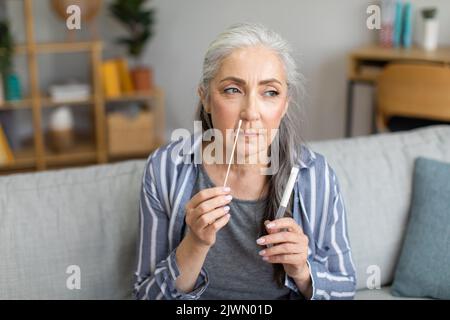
[256,231,299,246]
[262,253,303,265]
[259,243,302,257]
[195,206,231,229]
[264,221,285,235]
[265,217,303,234]
[187,186,231,210]
[205,212,231,233]
[193,194,232,218]
[264,220,278,235]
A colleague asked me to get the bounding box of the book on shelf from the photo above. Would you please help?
[0,124,15,166]
[379,0,395,48]
[101,60,121,98]
[393,0,403,48]
[49,83,91,103]
[380,0,414,49]
[115,58,134,94]
[402,2,413,48]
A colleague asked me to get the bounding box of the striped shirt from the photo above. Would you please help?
[133,134,357,300]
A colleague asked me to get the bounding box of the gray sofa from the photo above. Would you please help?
[1,125,449,300]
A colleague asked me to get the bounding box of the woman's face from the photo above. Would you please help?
[200,45,290,163]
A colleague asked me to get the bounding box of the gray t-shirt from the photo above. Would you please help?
[194,165,291,300]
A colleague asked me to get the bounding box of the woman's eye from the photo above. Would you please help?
[224,87,241,94]
[264,90,279,97]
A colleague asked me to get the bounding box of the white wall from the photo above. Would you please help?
[5,0,450,145]
[143,0,380,141]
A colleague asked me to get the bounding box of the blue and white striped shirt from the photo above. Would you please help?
[133,134,357,300]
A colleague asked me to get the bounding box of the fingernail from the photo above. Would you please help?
[262,256,269,261]
[225,195,233,201]
[256,238,265,244]
[224,206,230,212]
[258,250,265,256]
[223,187,231,192]
[266,223,275,229]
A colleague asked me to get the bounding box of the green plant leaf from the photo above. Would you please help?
[109,0,155,59]
[0,21,14,76]
[422,7,437,19]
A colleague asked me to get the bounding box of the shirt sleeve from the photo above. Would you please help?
[133,156,209,300]
[283,165,356,300]
[308,165,357,300]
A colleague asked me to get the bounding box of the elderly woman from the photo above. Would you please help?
[133,23,356,300]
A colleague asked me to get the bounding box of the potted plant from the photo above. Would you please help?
[0,20,14,102]
[420,8,439,51]
[110,0,155,92]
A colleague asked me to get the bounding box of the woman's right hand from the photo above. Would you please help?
[184,186,233,248]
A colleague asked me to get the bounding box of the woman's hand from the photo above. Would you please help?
[184,186,233,248]
[257,218,312,296]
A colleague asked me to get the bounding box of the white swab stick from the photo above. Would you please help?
[274,166,300,220]
[223,119,243,187]
[266,165,300,248]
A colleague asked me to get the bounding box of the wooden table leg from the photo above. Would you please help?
[345,80,355,137]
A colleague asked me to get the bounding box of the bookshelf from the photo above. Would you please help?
[0,0,165,174]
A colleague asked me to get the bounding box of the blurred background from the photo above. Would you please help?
[1,0,450,174]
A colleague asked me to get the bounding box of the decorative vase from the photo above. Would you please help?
[422,19,439,51]
[5,73,22,101]
[49,128,75,153]
[48,106,75,152]
[131,66,153,92]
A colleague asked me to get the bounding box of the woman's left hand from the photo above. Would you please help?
[257,217,310,283]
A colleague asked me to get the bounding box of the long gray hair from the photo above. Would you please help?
[197,22,305,287]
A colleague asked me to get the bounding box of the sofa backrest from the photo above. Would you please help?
[1,125,449,298]
[310,125,450,290]
[0,160,146,299]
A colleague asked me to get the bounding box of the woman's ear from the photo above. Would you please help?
[198,87,210,113]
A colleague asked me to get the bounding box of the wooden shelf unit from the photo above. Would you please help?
[0,0,165,174]
[0,98,33,110]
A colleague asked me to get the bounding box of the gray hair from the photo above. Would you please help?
[196,22,305,287]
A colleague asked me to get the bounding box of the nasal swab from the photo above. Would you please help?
[274,166,300,220]
[265,165,299,248]
[223,119,243,187]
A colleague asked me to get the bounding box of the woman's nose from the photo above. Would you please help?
[240,93,260,121]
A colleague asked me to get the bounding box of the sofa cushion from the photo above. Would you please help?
[0,160,146,299]
[355,286,429,300]
[391,157,450,299]
[310,125,450,290]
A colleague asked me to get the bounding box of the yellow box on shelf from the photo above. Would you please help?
[101,60,121,98]
[0,124,15,166]
[115,58,134,94]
